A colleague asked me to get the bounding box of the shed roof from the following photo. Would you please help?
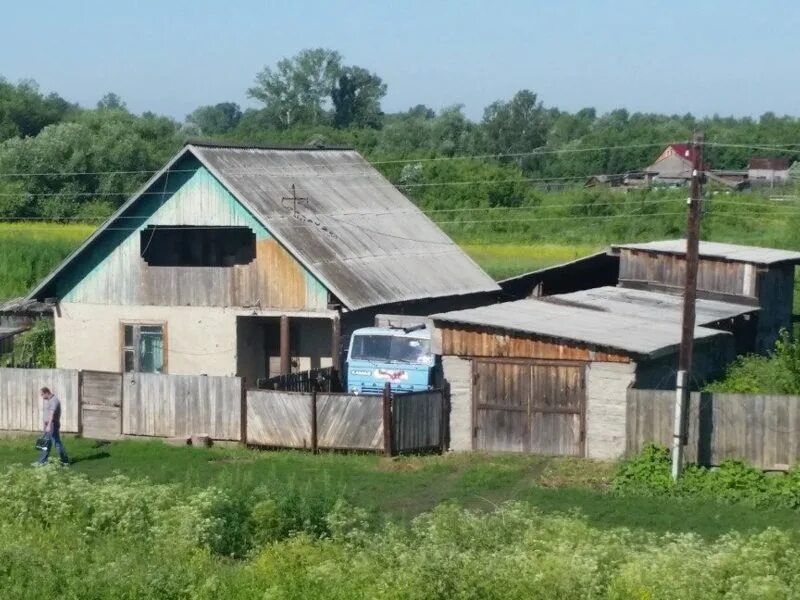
[550,286,758,325]
[749,157,789,171]
[432,298,728,358]
[0,326,27,342]
[611,239,800,266]
[30,142,499,310]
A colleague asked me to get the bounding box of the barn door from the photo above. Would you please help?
[472,360,585,456]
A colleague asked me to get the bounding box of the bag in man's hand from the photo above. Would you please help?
[35,436,50,452]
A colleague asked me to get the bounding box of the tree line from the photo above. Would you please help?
[1,48,799,220]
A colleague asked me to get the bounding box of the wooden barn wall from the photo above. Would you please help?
[754,265,795,352]
[59,158,329,311]
[438,326,629,363]
[619,250,750,297]
[0,368,80,433]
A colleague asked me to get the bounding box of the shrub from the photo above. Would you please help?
[613,443,674,496]
[614,445,800,510]
[706,330,800,394]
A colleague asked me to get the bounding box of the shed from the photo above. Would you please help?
[610,239,800,352]
[27,141,499,385]
[432,298,734,459]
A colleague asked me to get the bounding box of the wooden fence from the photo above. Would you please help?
[246,388,444,454]
[123,373,242,441]
[0,368,79,433]
[0,368,444,454]
[627,389,800,470]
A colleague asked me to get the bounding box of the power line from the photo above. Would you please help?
[0,141,681,179]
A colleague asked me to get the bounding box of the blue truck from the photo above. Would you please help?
[345,325,436,395]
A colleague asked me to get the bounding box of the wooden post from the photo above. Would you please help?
[76,370,84,437]
[240,377,247,445]
[311,389,318,455]
[330,314,341,374]
[382,382,393,456]
[280,315,290,376]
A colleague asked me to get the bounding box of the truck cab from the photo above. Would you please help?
[345,326,435,395]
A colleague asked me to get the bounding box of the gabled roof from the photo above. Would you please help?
[431,298,728,358]
[30,142,499,311]
[611,239,800,266]
[748,157,789,171]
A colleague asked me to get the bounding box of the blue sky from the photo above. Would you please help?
[3,0,798,121]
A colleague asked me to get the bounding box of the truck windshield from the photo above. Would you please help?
[350,335,431,364]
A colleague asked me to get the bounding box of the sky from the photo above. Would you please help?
[2,0,799,122]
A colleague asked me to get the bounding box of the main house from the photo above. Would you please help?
[30,141,499,386]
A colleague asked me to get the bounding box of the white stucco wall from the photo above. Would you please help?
[585,361,636,460]
[442,355,472,451]
[55,302,239,376]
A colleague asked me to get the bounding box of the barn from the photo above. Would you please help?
[611,240,800,353]
[28,141,499,386]
[432,297,739,459]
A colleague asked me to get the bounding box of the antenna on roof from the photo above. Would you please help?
[281,184,309,218]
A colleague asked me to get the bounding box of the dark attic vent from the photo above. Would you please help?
[141,226,256,267]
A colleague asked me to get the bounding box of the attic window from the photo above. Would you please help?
[140,226,256,267]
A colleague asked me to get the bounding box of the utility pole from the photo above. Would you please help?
[672,132,704,480]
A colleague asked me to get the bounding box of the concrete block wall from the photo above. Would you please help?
[585,361,636,459]
[442,355,472,451]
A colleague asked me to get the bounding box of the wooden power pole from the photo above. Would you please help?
[672,132,704,480]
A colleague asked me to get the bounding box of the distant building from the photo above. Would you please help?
[645,144,747,189]
[748,157,790,185]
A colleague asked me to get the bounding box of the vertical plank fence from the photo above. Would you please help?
[392,390,444,454]
[0,368,79,433]
[627,389,800,470]
[246,388,444,454]
[122,373,242,441]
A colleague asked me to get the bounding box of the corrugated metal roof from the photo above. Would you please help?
[28,144,499,310]
[431,298,729,358]
[550,286,758,325]
[190,144,499,310]
[611,239,800,266]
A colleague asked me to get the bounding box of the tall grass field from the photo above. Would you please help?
[0,223,93,299]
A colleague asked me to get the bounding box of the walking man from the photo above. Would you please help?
[35,387,69,466]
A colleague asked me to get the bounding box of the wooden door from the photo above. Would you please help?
[80,371,122,440]
[473,360,585,456]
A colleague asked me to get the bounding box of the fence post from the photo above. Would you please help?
[240,378,247,445]
[382,382,393,456]
[77,369,83,436]
[311,389,318,455]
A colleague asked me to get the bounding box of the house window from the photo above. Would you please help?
[140,226,256,267]
[122,323,165,373]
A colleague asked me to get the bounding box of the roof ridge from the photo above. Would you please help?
[185,139,355,152]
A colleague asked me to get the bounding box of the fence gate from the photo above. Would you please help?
[80,370,122,440]
[472,360,585,455]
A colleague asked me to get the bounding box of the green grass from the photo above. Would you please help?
[462,243,601,279]
[1,435,797,538]
[0,223,92,299]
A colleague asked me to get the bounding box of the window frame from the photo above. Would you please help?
[120,321,168,374]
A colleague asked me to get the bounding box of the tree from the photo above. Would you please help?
[331,66,387,128]
[97,92,127,111]
[0,78,73,141]
[186,102,242,135]
[248,48,342,128]
[479,90,552,171]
